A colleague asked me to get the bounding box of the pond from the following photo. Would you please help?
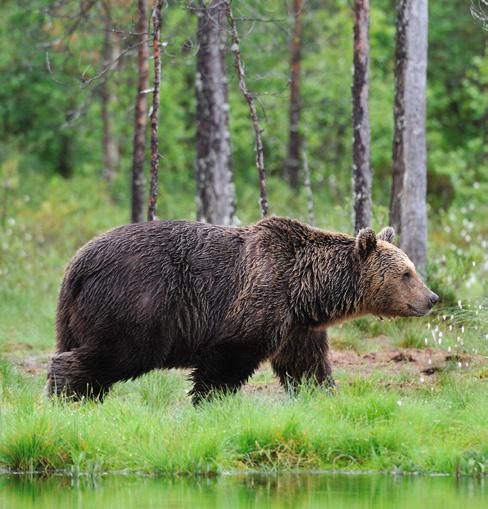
[1,473,487,509]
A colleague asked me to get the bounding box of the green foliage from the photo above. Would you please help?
[1,365,488,476]
[0,0,485,210]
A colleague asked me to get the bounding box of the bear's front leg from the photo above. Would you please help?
[271,327,335,393]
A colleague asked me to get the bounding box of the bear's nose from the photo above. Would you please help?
[429,292,439,306]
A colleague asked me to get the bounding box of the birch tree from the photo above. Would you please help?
[390,0,429,273]
[195,0,235,225]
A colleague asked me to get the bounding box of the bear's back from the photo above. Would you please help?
[57,221,247,345]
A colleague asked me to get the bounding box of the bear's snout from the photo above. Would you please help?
[402,285,439,317]
[428,291,439,307]
[422,288,439,315]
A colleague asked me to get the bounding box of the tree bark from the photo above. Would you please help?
[390,0,428,274]
[352,0,372,233]
[100,0,119,187]
[57,130,73,178]
[147,0,163,222]
[226,0,268,217]
[195,0,235,225]
[390,0,408,234]
[131,0,149,223]
[284,0,303,191]
[302,136,314,226]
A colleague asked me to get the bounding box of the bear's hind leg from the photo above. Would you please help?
[46,348,117,401]
[271,327,335,393]
[189,342,263,405]
[47,345,153,401]
[46,350,111,400]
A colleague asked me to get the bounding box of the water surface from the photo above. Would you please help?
[1,473,487,509]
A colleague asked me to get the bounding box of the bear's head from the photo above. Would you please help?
[355,227,439,318]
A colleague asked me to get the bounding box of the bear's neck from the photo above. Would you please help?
[291,242,366,326]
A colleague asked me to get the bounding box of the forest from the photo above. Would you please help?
[1,0,488,489]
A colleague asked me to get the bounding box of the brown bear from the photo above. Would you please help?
[46,216,438,403]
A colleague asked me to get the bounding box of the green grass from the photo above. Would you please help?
[1,364,488,476]
[1,173,488,478]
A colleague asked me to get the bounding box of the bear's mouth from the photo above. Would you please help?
[407,304,430,316]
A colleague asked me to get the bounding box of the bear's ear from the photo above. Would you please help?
[355,228,377,260]
[377,226,395,244]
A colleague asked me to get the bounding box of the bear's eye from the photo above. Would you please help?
[402,271,411,281]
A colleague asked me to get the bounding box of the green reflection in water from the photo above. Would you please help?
[1,473,487,509]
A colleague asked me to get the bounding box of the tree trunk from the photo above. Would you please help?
[100,1,119,187]
[57,130,73,178]
[284,0,303,191]
[195,0,235,225]
[131,0,149,223]
[147,0,163,221]
[226,0,268,217]
[302,136,314,226]
[390,0,428,274]
[352,0,372,233]
[389,0,408,234]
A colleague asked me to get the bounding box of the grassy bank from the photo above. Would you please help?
[1,361,488,477]
[1,175,488,478]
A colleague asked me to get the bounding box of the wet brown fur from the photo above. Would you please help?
[46,216,438,403]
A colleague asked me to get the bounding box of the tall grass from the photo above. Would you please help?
[1,362,488,476]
